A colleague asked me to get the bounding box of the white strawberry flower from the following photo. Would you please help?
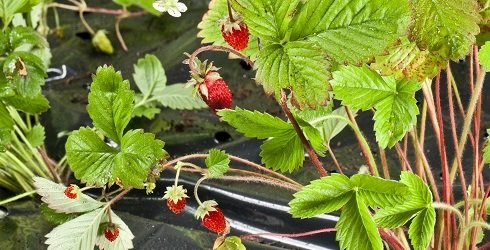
[153,0,188,17]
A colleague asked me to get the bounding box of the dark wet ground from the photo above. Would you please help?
[1,0,490,249]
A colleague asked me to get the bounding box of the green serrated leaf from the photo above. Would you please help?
[9,26,48,50]
[336,195,383,250]
[205,149,230,178]
[231,0,282,42]
[3,93,49,114]
[260,130,304,173]
[293,0,410,64]
[408,206,436,250]
[197,0,259,60]
[3,51,46,97]
[370,38,446,81]
[331,65,397,110]
[0,103,13,151]
[218,107,293,139]
[26,123,44,147]
[350,174,409,208]
[87,66,134,144]
[484,129,490,164]
[40,204,79,225]
[132,105,161,119]
[0,0,28,24]
[216,236,246,250]
[296,116,326,156]
[479,42,490,72]
[410,0,480,60]
[295,106,353,144]
[154,83,207,110]
[45,208,105,250]
[133,54,166,98]
[289,174,353,218]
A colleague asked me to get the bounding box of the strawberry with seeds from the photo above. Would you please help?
[104,225,119,242]
[64,184,78,199]
[163,185,188,214]
[195,200,228,234]
[221,0,249,51]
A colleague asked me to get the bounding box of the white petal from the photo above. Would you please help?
[152,2,167,12]
[167,8,182,17]
[176,2,187,12]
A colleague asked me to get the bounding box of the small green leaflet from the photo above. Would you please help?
[40,204,79,225]
[484,129,490,164]
[410,0,480,60]
[26,123,44,147]
[66,128,165,187]
[33,176,105,213]
[8,26,48,51]
[87,66,134,144]
[218,108,305,172]
[205,149,230,178]
[197,0,259,59]
[0,0,28,24]
[3,51,46,97]
[479,42,490,72]
[96,210,134,250]
[133,54,167,99]
[153,83,207,110]
[215,236,246,250]
[289,173,410,250]
[374,172,435,250]
[0,103,13,151]
[3,93,50,114]
[331,65,420,148]
[45,208,105,250]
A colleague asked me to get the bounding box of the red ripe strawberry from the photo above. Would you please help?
[202,206,226,234]
[221,21,249,51]
[166,197,186,214]
[163,185,188,214]
[195,200,227,234]
[64,185,78,199]
[104,227,119,242]
[199,71,232,112]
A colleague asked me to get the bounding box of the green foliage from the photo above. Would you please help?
[40,204,79,225]
[66,66,165,188]
[331,66,420,148]
[216,236,246,250]
[374,172,435,250]
[484,129,490,164]
[218,108,306,172]
[96,210,134,249]
[0,103,13,151]
[112,0,161,16]
[289,173,413,250]
[479,42,490,72]
[26,123,44,147]
[0,0,28,26]
[87,66,134,144]
[132,54,206,116]
[205,149,230,178]
[3,93,49,113]
[3,51,46,97]
[410,0,480,60]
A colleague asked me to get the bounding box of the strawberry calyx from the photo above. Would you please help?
[194,200,219,220]
[220,14,245,35]
[163,185,188,204]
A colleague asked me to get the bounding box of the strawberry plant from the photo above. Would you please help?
[1,0,489,249]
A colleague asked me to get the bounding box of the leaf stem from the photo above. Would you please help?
[279,91,327,177]
[215,175,301,191]
[187,45,253,75]
[0,190,36,206]
[194,176,207,207]
[240,227,336,240]
[226,0,235,22]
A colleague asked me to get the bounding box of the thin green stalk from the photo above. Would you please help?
[0,190,36,206]
[450,71,486,183]
[457,221,490,250]
[410,131,440,201]
[194,176,207,206]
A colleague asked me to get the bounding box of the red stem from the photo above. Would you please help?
[379,229,407,250]
[240,228,336,240]
[188,45,253,75]
[279,91,328,177]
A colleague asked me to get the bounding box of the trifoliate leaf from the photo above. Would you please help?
[336,196,383,250]
[87,66,134,144]
[484,129,490,164]
[96,210,134,250]
[215,236,246,250]
[254,41,330,109]
[218,107,294,139]
[289,174,353,218]
[410,0,480,60]
[133,54,166,98]
[205,149,230,178]
[66,128,165,187]
[479,42,490,72]
[350,174,409,208]
[408,206,436,250]
[198,0,259,59]
[153,83,207,110]
[26,123,45,147]
[40,204,79,225]
[370,38,446,81]
[45,208,106,250]
[0,103,13,151]
[260,130,304,173]
[3,93,49,114]
[33,176,105,213]
[293,0,410,64]
[3,51,46,97]
[331,65,396,110]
